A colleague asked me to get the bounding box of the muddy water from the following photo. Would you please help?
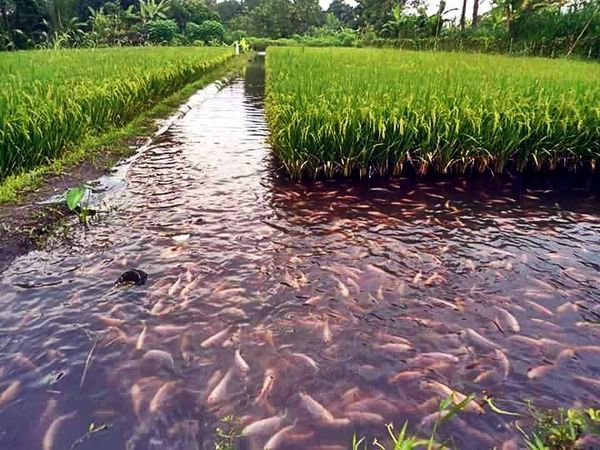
[1,56,600,450]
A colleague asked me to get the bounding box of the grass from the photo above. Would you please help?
[0,52,249,203]
[518,406,600,450]
[353,394,475,450]
[0,46,234,183]
[266,47,600,180]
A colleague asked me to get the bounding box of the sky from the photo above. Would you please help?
[318,0,492,20]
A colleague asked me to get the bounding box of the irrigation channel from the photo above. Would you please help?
[1,55,600,450]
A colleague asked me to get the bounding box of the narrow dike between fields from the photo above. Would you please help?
[0,55,599,450]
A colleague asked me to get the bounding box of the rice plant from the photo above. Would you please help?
[265,47,600,180]
[0,47,234,180]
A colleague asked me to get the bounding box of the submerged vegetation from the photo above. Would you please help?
[0,46,233,180]
[266,47,600,180]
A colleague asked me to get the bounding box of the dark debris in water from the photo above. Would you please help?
[116,269,148,286]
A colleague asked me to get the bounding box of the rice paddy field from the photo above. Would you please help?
[266,47,600,180]
[0,47,234,180]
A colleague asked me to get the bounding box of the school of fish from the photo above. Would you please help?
[0,62,599,450]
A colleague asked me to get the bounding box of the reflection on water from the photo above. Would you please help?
[0,56,599,450]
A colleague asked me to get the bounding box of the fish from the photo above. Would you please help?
[376,343,411,353]
[556,302,578,314]
[303,295,322,305]
[527,365,553,379]
[345,411,385,425]
[0,380,20,406]
[241,413,287,436]
[149,298,170,316]
[509,335,540,348]
[501,438,519,450]
[142,349,176,372]
[172,234,190,243]
[234,349,250,374]
[12,352,36,370]
[206,369,223,394]
[366,264,388,278]
[255,368,275,404]
[575,346,600,358]
[346,277,361,294]
[375,332,411,346]
[495,308,520,333]
[323,320,333,344]
[42,412,76,450]
[38,398,58,429]
[264,424,296,450]
[421,380,483,414]
[99,316,125,327]
[290,353,318,370]
[530,318,561,331]
[388,370,422,384]
[496,349,510,381]
[220,307,248,320]
[412,271,423,284]
[556,348,575,364]
[331,277,350,298]
[299,392,335,423]
[130,383,143,417]
[474,369,495,383]
[346,398,397,416]
[410,352,459,366]
[135,323,147,350]
[461,329,499,351]
[154,324,188,335]
[168,276,183,296]
[525,300,554,317]
[424,273,445,285]
[149,381,179,412]
[419,410,449,430]
[180,278,200,299]
[213,287,245,299]
[201,328,230,348]
[207,369,235,404]
[572,375,600,390]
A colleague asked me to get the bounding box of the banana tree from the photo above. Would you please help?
[139,0,171,24]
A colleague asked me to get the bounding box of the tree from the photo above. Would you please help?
[327,0,355,27]
[170,0,217,30]
[472,0,479,26]
[216,0,242,23]
[146,17,177,41]
[460,0,468,29]
[245,0,291,37]
[290,0,323,34]
[356,0,399,31]
[190,18,223,41]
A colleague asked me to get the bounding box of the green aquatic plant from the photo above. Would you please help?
[214,415,241,450]
[266,47,600,180]
[517,406,600,450]
[352,394,476,450]
[64,185,94,224]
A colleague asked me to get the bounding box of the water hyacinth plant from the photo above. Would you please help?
[0,47,234,180]
[266,47,600,180]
